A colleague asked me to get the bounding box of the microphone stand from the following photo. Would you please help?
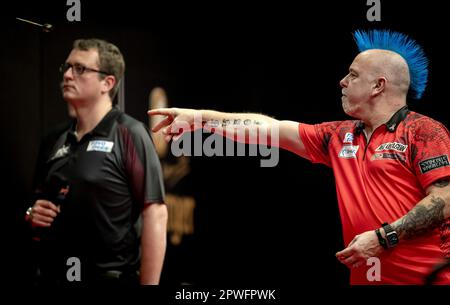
[15,17,54,135]
[16,17,53,32]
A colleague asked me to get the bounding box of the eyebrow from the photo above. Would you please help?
[349,68,359,75]
[66,61,84,66]
[66,59,94,67]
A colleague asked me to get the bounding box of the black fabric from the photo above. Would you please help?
[353,105,410,134]
[35,107,165,284]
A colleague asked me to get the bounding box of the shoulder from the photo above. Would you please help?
[115,112,151,138]
[315,120,358,137]
[404,111,449,140]
[317,119,356,129]
[404,111,446,127]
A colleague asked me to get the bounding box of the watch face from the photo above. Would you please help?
[387,232,399,246]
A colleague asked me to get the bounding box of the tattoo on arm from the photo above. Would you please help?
[433,179,449,188]
[204,120,220,127]
[392,195,445,240]
[222,119,231,127]
[203,119,264,127]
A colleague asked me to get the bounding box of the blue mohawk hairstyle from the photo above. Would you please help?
[353,29,428,99]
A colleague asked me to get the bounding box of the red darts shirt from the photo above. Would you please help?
[299,106,450,284]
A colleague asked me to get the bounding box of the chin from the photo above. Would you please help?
[342,105,357,118]
[63,91,74,99]
[342,100,359,117]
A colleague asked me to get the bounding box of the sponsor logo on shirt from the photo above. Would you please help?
[375,142,408,153]
[50,144,70,160]
[371,152,406,161]
[419,155,449,174]
[338,145,359,159]
[343,132,354,143]
[87,140,114,153]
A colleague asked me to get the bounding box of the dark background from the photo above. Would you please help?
[0,0,449,290]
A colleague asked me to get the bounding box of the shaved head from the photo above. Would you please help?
[356,49,410,97]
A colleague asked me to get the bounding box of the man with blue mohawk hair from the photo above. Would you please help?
[148,29,450,284]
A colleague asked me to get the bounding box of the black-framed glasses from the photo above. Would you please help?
[59,63,109,76]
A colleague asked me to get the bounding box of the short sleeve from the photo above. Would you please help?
[298,121,344,167]
[120,122,165,207]
[410,118,450,189]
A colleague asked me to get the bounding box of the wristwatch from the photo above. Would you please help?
[382,222,399,248]
[375,228,387,249]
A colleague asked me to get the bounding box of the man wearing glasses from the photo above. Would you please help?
[25,39,167,285]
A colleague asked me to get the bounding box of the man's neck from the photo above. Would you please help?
[361,99,406,137]
[72,96,113,140]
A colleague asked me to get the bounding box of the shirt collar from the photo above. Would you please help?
[91,107,121,137]
[354,105,409,135]
[69,106,121,139]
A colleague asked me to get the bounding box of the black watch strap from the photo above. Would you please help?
[382,222,392,231]
[382,222,399,248]
[375,228,387,249]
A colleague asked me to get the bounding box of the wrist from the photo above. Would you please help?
[379,227,386,238]
[381,222,399,248]
[375,228,387,249]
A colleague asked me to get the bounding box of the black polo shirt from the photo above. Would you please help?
[38,107,165,281]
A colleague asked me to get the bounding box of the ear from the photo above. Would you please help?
[101,75,116,95]
[371,77,386,97]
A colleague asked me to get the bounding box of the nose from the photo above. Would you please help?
[340,75,348,88]
[63,66,74,81]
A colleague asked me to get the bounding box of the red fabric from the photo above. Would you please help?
[299,111,450,284]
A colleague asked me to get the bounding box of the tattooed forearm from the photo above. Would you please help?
[433,179,449,188]
[203,119,264,128]
[391,195,445,240]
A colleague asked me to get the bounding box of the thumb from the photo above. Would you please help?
[336,246,354,259]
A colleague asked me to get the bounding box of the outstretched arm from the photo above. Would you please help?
[148,108,310,159]
[336,178,450,268]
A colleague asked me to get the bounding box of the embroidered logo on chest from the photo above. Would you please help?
[375,142,408,153]
[50,144,70,160]
[343,132,354,143]
[371,152,406,161]
[86,140,114,153]
[338,145,359,159]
